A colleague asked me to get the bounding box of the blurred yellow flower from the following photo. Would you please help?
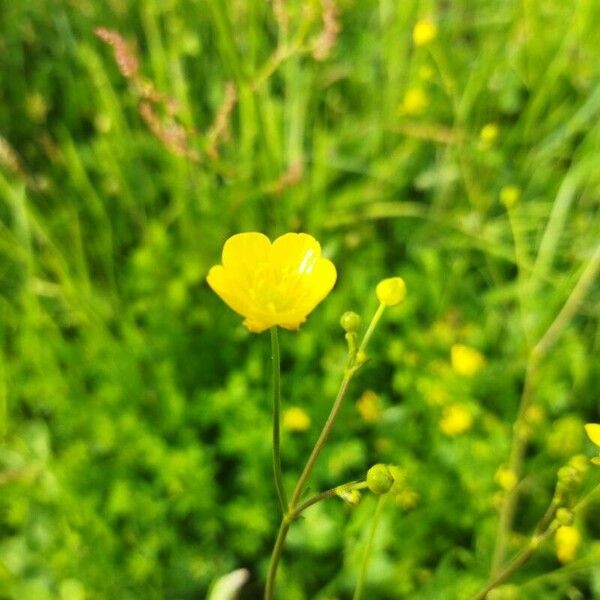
[495,466,517,491]
[413,18,438,47]
[207,232,336,333]
[500,185,521,209]
[480,123,499,145]
[585,423,600,465]
[451,344,485,376]
[440,404,473,436]
[555,525,581,563]
[356,390,382,423]
[399,88,428,115]
[283,407,311,432]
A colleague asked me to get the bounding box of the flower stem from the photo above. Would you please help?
[264,517,291,600]
[353,494,387,600]
[357,302,385,356]
[294,481,368,516]
[271,327,288,516]
[264,304,387,599]
[491,244,600,574]
[472,483,600,600]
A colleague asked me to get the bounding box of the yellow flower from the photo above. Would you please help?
[376,277,406,306]
[356,390,382,424]
[413,18,438,47]
[500,185,521,209]
[585,423,600,465]
[555,525,581,563]
[439,404,473,436]
[480,123,499,145]
[207,232,336,333]
[451,344,485,376]
[399,87,428,115]
[283,407,311,432]
[495,466,517,491]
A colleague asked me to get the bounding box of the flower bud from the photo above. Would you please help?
[355,351,368,366]
[376,277,406,307]
[340,311,360,333]
[366,464,394,495]
[335,486,362,506]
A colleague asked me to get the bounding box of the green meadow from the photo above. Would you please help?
[1,1,599,598]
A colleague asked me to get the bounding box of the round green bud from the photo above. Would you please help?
[340,311,361,333]
[366,464,394,495]
[556,507,574,526]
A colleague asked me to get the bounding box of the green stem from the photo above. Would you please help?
[264,304,388,599]
[491,244,600,574]
[472,483,600,600]
[271,327,288,515]
[353,495,387,600]
[264,518,291,600]
[357,303,385,356]
[294,481,368,516]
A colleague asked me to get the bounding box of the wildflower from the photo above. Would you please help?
[413,18,437,47]
[450,344,485,376]
[207,232,336,333]
[440,404,473,436]
[399,87,428,115]
[555,525,581,563]
[356,390,382,424]
[500,185,521,209]
[283,407,311,432]
[584,423,600,465]
[495,466,517,491]
[480,123,499,145]
[376,277,406,307]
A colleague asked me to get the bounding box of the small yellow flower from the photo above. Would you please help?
[585,423,600,465]
[376,277,406,306]
[439,404,473,436]
[413,18,438,47]
[495,466,518,491]
[399,87,428,115]
[207,232,336,333]
[500,185,521,209]
[283,407,311,432]
[451,344,485,376]
[555,525,581,563]
[480,123,499,145]
[356,390,382,424]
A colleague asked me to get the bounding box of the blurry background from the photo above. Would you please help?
[0,0,599,598]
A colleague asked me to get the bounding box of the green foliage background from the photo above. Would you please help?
[0,0,599,598]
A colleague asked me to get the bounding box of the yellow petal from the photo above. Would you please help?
[270,233,322,276]
[208,232,336,333]
[294,257,337,311]
[222,232,271,286]
[206,265,253,320]
[584,423,600,447]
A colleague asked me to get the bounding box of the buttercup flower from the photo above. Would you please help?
[439,403,473,436]
[207,232,336,333]
[584,423,600,465]
[555,525,581,563]
[451,344,485,376]
[283,407,311,432]
[413,18,438,47]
